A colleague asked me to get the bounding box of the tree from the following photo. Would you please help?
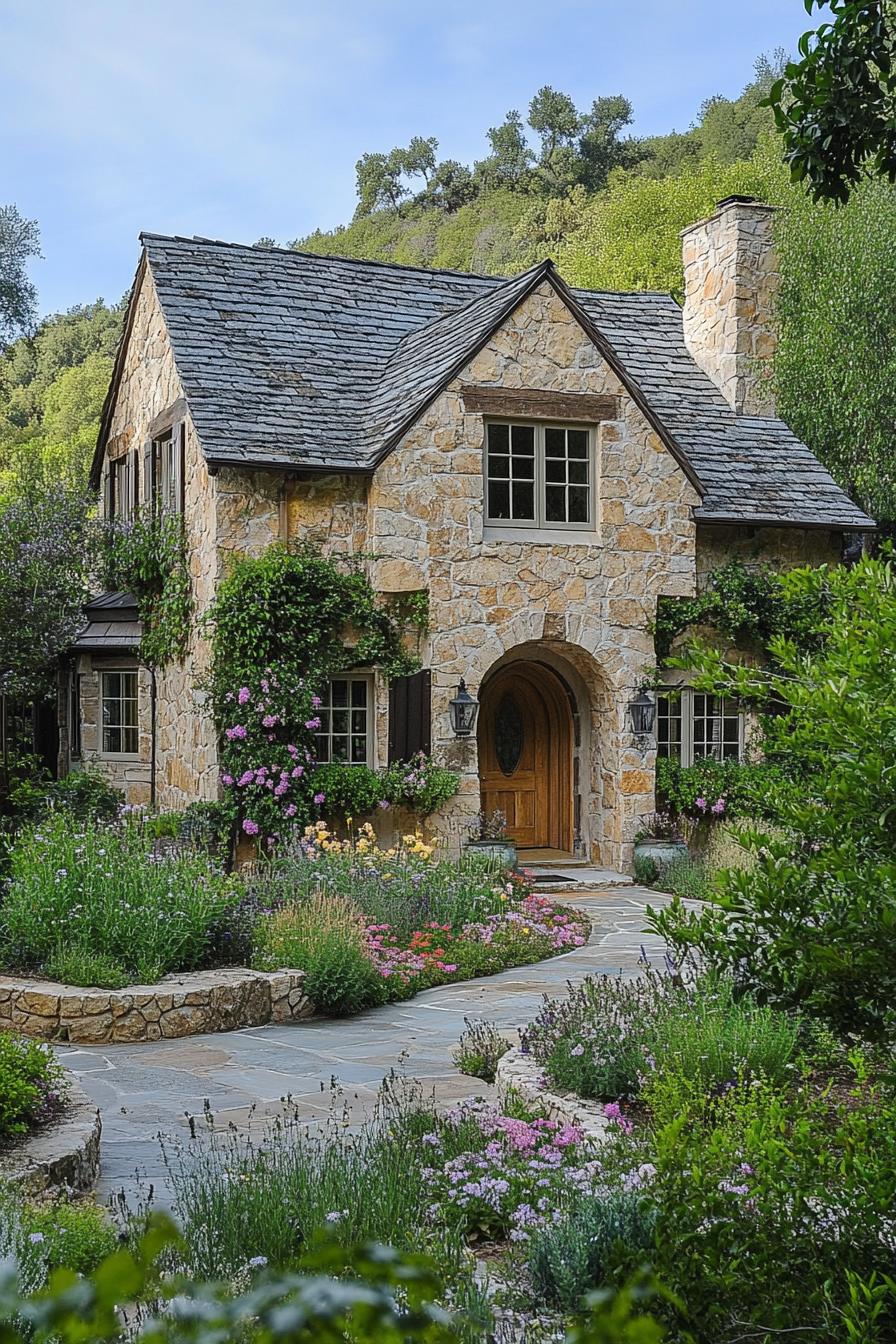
[768,0,896,203]
[650,554,896,1041]
[474,110,535,191]
[697,51,784,164]
[0,478,96,699]
[773,171,896,520]
[424,160,476,212]
[0,206,40,347]
[401,135,438,186]
[354,151,408,217]
[578,96,646,190]
[528,86,582,190]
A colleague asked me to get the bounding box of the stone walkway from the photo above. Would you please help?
[63,887,670,1206]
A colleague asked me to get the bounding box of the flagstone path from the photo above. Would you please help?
[62,886,672,1207]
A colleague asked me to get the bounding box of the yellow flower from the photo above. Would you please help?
[522,927,530,935]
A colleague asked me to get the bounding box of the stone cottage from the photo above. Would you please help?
[63,195,872,871]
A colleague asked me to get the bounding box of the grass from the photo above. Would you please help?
[252,893,385,1016]
[452,1018,511,1084]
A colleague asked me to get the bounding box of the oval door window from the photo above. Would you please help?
[495,693,524,776]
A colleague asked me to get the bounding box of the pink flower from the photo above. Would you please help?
[242,819,259,836]
[237,770,254,787]
[711,797,726,815]
[314,792,326,806]
[285,804,297,818]
[262,714,279,728]
[292,765,305,778]
[311,695,322,708]
[225,724,247,740]
[237,687,251,705]
[305,716,322,731]
[220,773,234,786]
[695,796,707,811]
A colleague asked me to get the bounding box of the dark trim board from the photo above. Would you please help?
[461,386,619,421]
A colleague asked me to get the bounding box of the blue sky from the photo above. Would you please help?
[3,0,815,318]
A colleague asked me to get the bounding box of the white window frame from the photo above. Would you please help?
[484,419,596,533]
[108,454,136,523]
[313,675,374,767]
[157,429,180,517]
[656,687,745,766]
[100,669,140,758]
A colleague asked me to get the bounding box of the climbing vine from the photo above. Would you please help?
[204,544,422,840]
[103,515,193,668]
[654,558,831,663]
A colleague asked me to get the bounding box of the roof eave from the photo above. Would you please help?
[89,251,148,491]
[696,511,875,533]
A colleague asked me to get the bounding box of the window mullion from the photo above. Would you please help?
[536,424,545,528]
[684,689,694,767]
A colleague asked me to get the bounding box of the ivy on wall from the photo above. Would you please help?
[103,515,192,668]
[654,559,832,664]
[204,544,423,840]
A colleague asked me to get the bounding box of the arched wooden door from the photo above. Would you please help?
[478,663,573,852]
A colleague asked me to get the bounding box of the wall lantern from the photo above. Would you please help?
[629,687,656,738]
[449,678,479,738]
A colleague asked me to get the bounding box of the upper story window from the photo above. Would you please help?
[106,451,139,523]
[313,676,372,766]
[147,422,185,517]
[656,688,744,766]
[485,420,594,530]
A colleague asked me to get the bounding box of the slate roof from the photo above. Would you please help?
[96,234,872,530]
[72,592,141,652]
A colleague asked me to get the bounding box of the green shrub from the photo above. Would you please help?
[659,853,711,901]
[647,1079,896,1340]
[528,1193,656,1313]
[178,799,234,864]
[653,556,896,1041]
[1,814,239,983]
[452,1018,511,1083]
[17,1198,117,1276]
[43,945,130,989]
[656,756,789,823]
[7,766,123,827]
[0,1031,67,1140]
[632,855,659,886]
[252,893,385,1016]
[522,971,802,1104]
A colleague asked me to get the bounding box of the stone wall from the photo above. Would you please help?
[0,1073,102,1197]
[0,968,313,1044]
[364,283,700,870]
[696,523,843,588]
[682,197,779,417]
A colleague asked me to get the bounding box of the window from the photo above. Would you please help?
[485,421,594,529]
[157,430,180,516]
[101,671,139,755]
[656,688,743,765]
[107,452,138,523]
[313,677,372,765]
[69,671,82,760]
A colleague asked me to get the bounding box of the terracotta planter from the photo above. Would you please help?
[466,838,517,870]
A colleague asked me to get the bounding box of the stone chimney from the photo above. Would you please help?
[681,195,779,418]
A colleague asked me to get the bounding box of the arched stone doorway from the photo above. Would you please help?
[477,661,573,854]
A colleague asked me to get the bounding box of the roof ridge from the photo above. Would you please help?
[139,231,515,286]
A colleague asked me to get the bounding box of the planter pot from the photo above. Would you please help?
[466,838,517,870]
[633,838,688,869]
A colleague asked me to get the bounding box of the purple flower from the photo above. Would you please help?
[378,799,390,810]
[569,1043,585,1057]
[695,796,707,811]
[262,714,279,728]
[226,724,247,740]
[285,804,297,818]
[711,797,726,815]
[314,792,326,806]
[238,687,251,705]
[305,716,322,731]
[238,770,254,787]
[220,773,234,786]
[242,819,259,836]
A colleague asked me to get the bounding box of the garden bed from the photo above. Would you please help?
[0,1070,101,1196]
[0,967,312,1044]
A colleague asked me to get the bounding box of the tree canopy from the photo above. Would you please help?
[0,206,40,347]
[768,0,896,203]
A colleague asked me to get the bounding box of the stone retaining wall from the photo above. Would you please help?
[0,967,313,1044]
[0,1074,101,1196]
[495,1045,609,1141]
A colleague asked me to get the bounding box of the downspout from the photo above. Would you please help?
[149,666,157,808]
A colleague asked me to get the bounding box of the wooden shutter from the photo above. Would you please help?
[388,669,432,763]
[142,438,154,512]
[173,420,186,515]
[129,447,140,516]
[103,465,113,521]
